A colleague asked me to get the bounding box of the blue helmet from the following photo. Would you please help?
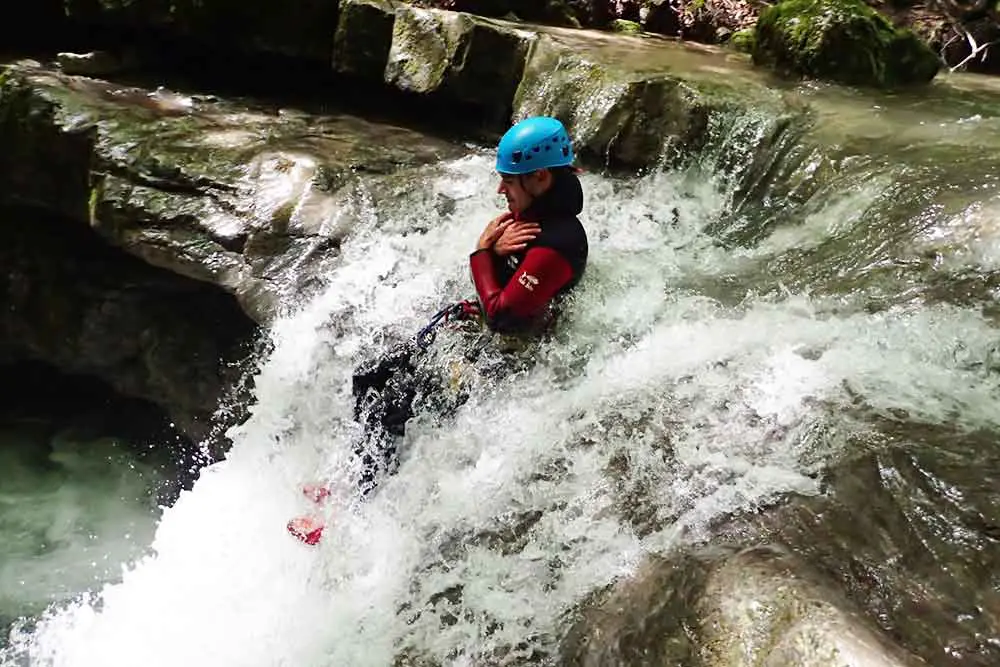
[495,116,574,175]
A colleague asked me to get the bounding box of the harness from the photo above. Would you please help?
[414,299,481,350]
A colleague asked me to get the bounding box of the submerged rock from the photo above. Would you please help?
[738,427,1000,666]
[699,547,924,666]
[751,0,940,88]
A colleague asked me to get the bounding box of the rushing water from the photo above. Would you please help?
[3,72,1000,666]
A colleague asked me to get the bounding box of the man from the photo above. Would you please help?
[288,116,588,545]
[471,115,589,335]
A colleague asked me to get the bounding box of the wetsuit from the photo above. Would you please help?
[469,169,589,335]
[350,169,588,496]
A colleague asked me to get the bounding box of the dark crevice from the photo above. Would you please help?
[0,203,261,456]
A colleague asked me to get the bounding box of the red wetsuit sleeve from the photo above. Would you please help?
[469,246,573,330]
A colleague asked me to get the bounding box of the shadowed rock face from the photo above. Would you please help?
[60,0,342,63]
[0,205,256,447]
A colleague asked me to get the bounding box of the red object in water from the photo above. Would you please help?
[287,516,325,545]
[302,483,331,504]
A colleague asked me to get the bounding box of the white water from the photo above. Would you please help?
[5,151,1000,666]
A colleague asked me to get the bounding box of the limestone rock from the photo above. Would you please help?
[385,6,475,93]
[334,0,536,114]
[0,208,256,445]
[333,0,399,79]
[699,547,924,666]
[333,0,799,170]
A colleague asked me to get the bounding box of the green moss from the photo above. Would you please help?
[729,28,754,53]
[611,19,643,34]
[751,0,940,88]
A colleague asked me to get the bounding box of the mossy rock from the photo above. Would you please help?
[611,18,643,34]
[728,27,754,53]
[333,0,397,78]
[751,0,940,88]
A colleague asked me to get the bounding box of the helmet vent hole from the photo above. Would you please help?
[511,150,522,164]
[562,146,569,157]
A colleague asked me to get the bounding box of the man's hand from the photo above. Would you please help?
[476,212,515,251]
[493,221,540,256]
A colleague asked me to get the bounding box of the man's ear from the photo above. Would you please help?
[534,168,554,189]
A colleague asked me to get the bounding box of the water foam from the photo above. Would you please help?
[5,152,997,666]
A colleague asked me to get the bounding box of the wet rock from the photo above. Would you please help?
[391,6,534,110]
[0,60,463,324]
[560,546,924,666]
[336,0,801,170]
[737,427,1000,666]
[699,546,924,666]
[335,0,804,169]
[385,7,473,93]
[0,60,462,446]
[56,51,129,77]
[559,552,709,665]
[751,0,940,87]
[610,18,643,33]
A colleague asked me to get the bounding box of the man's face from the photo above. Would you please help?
[497,171,546,214]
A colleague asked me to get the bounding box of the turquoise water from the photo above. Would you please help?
[0,418,173,645]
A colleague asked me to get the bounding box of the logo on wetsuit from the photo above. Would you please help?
[518,273,539,291]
